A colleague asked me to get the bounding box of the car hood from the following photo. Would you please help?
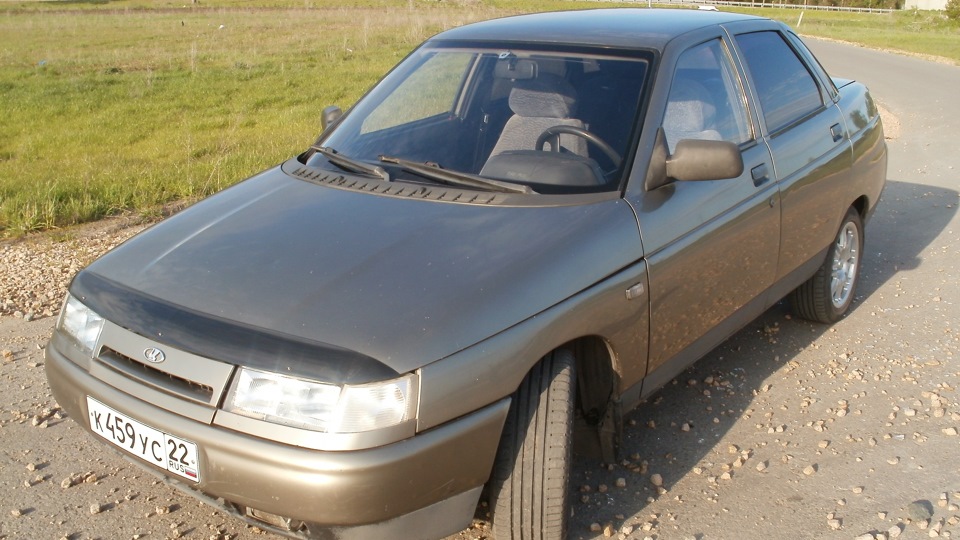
[74,163,642,379]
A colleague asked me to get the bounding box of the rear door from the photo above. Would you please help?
[731,28,853,284]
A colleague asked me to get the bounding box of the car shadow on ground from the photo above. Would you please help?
[564,178,958,534]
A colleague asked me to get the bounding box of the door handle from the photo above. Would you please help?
[751,163,770,187]
[830,123,844,142]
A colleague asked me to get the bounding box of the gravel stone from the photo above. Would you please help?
[909,500,935,522]
[0,217,150,320]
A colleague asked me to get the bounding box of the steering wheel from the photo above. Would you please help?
[535,125,622,169]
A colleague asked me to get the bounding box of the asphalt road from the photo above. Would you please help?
[2,39,958,540]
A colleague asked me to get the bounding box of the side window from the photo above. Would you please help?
[784,31,838,101]
[662,39,752,153]
[735,31,823,134]
[361,52,474,134]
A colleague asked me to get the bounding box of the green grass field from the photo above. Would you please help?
[735,6,960,60]
[0,1,957,235]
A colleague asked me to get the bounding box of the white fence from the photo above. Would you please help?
[590,0,896,14]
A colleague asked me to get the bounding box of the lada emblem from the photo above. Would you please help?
[143,347,166,364]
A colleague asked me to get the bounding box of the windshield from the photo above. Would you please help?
[312,43,650,194]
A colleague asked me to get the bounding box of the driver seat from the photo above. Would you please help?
[487,74,587,159]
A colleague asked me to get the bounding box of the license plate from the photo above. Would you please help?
[86,396,201,483]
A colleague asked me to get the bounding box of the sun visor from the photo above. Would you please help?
[495,58,538,80]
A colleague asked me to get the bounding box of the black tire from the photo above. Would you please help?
[490,350,576,540]
[791,207,864,323]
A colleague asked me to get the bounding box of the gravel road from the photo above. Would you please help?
[2,40,959,540]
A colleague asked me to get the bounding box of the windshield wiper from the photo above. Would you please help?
[311,146,390,182]
[378,155,534,195]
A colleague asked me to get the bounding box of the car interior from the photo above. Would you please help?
[313,50,650,194]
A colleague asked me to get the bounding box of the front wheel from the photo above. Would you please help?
[791,207,864,323]
[490,350,576,540]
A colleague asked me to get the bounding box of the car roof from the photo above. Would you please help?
[430,8,761,51]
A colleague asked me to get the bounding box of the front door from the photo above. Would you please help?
[630,37,780,390]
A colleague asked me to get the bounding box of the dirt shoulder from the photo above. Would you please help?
[0,216,153,321]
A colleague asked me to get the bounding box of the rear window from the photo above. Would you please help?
[735,31,823,134]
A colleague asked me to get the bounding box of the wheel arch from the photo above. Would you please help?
[852,194,869,221]
[563,335,622,462]
[565,336,618,425]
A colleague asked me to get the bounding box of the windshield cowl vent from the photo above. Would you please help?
[287,166,502,205]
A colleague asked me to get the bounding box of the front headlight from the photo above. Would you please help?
[58,295,104,356]
[224,367,417,434]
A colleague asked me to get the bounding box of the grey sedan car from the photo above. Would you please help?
[45,8,886,540]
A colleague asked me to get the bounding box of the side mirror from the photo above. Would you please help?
[666,138,744,182]
[644,128,744,190]
[320,105,343,133]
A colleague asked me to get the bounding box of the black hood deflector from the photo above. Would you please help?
[72,271,398,384]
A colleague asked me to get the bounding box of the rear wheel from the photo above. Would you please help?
[490,350,576,540]
[791,207,864,323]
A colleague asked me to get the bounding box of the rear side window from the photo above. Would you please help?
[784,32,838,101]
[735,31,823,133]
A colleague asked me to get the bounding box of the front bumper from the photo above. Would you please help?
[45,340,508,539]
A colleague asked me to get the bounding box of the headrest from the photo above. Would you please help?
[664,79,716,131]
[508,74,577,118]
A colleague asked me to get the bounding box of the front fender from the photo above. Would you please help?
[416,260,649,431]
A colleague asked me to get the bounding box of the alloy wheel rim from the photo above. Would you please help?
[830,222,860,309]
